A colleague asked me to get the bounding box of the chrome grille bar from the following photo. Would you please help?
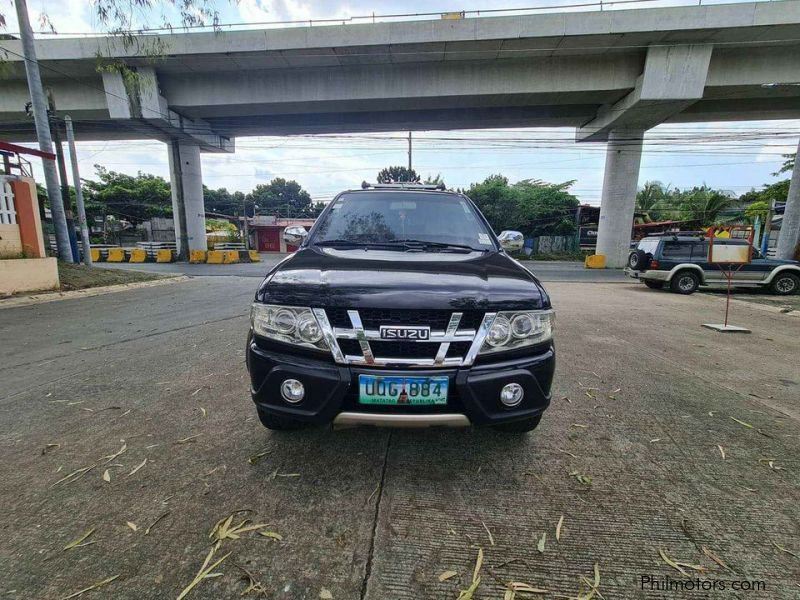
[462,312,496,366]
[348,310,375,365]
[434,312,462,365]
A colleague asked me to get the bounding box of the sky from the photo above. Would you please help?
[3,0,799,207]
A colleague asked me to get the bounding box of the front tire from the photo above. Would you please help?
[644,280,664,290]
[492,415,542,433]
[257,409,309,431]
[670,270,700,295]
[770,272,800,296]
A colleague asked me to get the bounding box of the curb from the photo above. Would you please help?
[0,275,189,310]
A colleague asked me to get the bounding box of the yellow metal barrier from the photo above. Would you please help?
[156,249,173,263]
[585,254,606,269]
[248,250,261,262]
[129,248,147,263]
[106,248,125,262]
[189,250,207,264]
[206,250,224,264]
[90,248,102,262]
[223,250,240,264]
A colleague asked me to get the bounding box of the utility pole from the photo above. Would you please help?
[761,199,775,256]
[408,131,412,171]
[64,116,92,266]
[242,195,249,250]
[49,94,80,262]
[14,0,73,262]
[775,138,800,260]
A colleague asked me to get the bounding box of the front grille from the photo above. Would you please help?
[326,308,483,331]
[339,339,471,360]
[324,308,487,367]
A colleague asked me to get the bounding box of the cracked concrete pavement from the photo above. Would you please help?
[0,277,798,599]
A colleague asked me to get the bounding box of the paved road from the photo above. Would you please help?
[1,279,798,599]
[103,255,630,283]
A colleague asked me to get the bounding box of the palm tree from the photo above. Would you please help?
[678,186,735,226]
[635,181,671,223]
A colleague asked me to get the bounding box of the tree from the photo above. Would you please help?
[635,181,674,223]
[744,200,770,225]
[676,186,735,226]
[245,178,313,217]
[467,175,580,237]
[377,166,420,184]
[82,165,172,224]
[423,173,446,187]
[774,152,796,176]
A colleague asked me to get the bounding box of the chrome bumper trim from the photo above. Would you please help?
[333,412,471,428]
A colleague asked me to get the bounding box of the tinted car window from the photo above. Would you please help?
[691,241,708,260]
[312,191,494,250]
[661,241,693,260]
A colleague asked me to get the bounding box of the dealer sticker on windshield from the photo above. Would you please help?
[358,375,448,406]
[478,233,491,245]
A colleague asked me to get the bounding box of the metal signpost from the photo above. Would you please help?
[702,227,753,333]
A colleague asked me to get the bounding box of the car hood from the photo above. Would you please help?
[256,247,550,311]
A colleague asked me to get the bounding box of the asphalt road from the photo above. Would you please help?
[103,255,630,283]
[1,278,798,599]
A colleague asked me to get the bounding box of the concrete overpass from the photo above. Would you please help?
[1,1,799,264]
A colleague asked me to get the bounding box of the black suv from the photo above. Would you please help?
[246,184,555,433]
[625,234,800,295]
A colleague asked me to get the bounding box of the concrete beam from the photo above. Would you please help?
[577,44,712,142]
[101,67,233,153]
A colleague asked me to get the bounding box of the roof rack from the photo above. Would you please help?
[361,181,447,191]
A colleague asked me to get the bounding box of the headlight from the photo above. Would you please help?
[251,303,329,352]
[480,310,553,355]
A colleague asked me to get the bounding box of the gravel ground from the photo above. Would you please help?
[0,278,797,600]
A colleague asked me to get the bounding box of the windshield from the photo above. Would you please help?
[310,191,495,251]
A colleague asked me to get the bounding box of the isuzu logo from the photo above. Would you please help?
[379,325,430,340]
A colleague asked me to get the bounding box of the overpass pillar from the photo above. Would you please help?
[595,129,644,268]
[775,137,800,260]
[167,141,207,256]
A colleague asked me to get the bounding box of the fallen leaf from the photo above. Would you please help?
[199,407,207,417]
[101,444,127,464]
[145,511,170,535]
[102,469,111,483]
[571,423,588,429]
[650,438,661,443]
[457,548,483,600]
[128,458,147,476]
[258,531,283,541]
[537,532,546,553]
[481,520,494,546]
[438,571,458,582]
[52,464,97,487]
[319,589,333,599]
[248,448,271,465]
[64,528,96,551]
[177,547,230,600]
[175,434,201,445]
[772,541,798,558]
[729,417,753,429]
[658,549,704,577]
[59,575,119,600]
[126,521,138,532]
[42,443,60,455]
[717,445,726,460]
[556,515,564,541]
[702,546,732,572]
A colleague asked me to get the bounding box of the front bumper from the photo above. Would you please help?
[247,338,555,427]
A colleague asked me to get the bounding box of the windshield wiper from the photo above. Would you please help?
[391,239,485,252]
[314,239,396,249]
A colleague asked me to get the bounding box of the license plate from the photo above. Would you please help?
[358,375,448,406]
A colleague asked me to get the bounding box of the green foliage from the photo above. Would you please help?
[744,200,770,225]
[674,186,735,226]
[467,175,579,237]
[203,186,251,216]
[635,181,673,223]
[245,178,316,217]
[205,218,237,233]
[423,173,445,186]
[377,166,420,184]
[82,165,172,223]
[773,152,796,176]
[738,179,790,206]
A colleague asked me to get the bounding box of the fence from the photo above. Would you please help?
[0,178,16,225]
[525,235,579,255]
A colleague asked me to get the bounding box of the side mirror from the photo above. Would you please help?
[283,226,308,246]
[497,230,524,252]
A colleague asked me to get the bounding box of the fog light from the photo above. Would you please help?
[280,379,305,404]
[500,383,524,407]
